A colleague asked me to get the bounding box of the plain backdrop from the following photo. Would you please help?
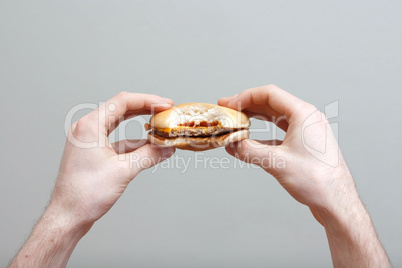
[1,1,401,267]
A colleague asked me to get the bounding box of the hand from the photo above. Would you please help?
[219,85,349,213]
[9,92,176,268]
[219,85,391,267]
[51,92,175,226]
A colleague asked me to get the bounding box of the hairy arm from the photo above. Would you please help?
[312,172,390,267]
[9,92,175,268]
[9,206,90,267]
[219,85,391,267]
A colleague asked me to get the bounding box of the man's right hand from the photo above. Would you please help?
[219,85,391,267]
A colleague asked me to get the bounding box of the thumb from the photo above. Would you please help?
[218,94,239,107]
[225,139,285,174]
[124,144,175,178]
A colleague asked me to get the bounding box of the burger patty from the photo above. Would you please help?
[153,126,233,138]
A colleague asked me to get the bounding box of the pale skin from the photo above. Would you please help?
[218,85,391,267]
[9,86,391,267]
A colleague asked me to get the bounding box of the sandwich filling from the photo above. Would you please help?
[150,121,243,139]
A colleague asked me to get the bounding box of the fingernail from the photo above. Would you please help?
[162,97,174,103]
[228,94,239,103]
[156,95,173,102]
[159,101,173,107]
[223,94,237,101]
[227,99,238,107]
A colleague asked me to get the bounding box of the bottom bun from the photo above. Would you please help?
[148,129,249,151]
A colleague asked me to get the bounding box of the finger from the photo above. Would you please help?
[220,85,315,124]
[111,139,148,154]
[88,92,174,135]
[245,111,289,132]
[218,94,238,106]
[124,144,175,178]
[219,91,289,132]
[225,139,284,174]
[220,95,282,119]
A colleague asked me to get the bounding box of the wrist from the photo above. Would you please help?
[309,174,391,267]
[310,195,367,231]
[9,204,92,268]
[44,201,94,239]
[309,168,362,226]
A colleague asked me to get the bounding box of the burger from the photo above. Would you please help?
[146,103,250,151]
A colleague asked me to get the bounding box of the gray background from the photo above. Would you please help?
[1,0,401,267]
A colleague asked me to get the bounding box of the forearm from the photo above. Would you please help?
[9,205,91,268]
[8,92,173,267]
[312,178,391,267]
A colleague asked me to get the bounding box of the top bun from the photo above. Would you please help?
[150,103,250,129]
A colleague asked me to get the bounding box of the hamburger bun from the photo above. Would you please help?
[146,103,250,151]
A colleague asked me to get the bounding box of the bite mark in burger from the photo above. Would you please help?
[146,103,250,151]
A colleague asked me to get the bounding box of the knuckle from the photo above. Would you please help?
[68,122,78,137]
[299,103,318,116]
[266,84,279,90]
[318,111,329,124]
[318,110,327,119]
[302,107,329,128]
[72,117,98,137]
[72,118,88,136]
[306,103,318,113]
[116,91,129,99]
[263,84,279,92]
